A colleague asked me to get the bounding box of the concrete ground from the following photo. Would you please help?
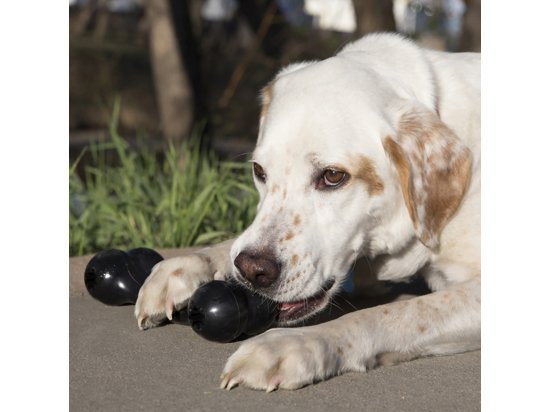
[70,250,480,412]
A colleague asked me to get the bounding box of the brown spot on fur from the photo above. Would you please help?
[285,231,295,241]
[350,155,385,195]
[386,109,473,248]
[171,268,184,277]
[260,81,274,120]
[382,308,389,315]
[293,214,301,226]
[282,188,287,199]
[415,299,426,314]
[422,152,472,246]
[417,324,427,333]
[336,347,344,355]
[383,137,418,227]
[291,254,299,266]
[271,184,280,193]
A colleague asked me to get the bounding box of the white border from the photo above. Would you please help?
[0,2,68,410]
[483,0,550,410]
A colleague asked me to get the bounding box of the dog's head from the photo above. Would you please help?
[229,48,472,324]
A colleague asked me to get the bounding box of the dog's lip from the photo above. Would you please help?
[276,278,335,322]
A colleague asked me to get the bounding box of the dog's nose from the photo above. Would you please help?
[234,250,281,288]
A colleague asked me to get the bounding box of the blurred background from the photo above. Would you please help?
[69,0,480,256]
[69,0,480,159]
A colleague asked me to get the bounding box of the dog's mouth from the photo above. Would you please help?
[275,278,336,324]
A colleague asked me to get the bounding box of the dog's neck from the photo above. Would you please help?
[366,185,416,256]
[364,193,432,282]
[372,238,432,282]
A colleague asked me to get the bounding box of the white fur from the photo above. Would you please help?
[135,33,480,392]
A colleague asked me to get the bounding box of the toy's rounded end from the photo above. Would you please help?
[84,249,138,305]
[187,281,247,342]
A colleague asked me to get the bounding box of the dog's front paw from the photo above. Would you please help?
[134,255,213,330]
[220,327,342,391]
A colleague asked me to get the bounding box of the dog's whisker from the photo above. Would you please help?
[231,151,254,161]
[328,300,344,313]
[338,295,359,312]
[364,257,374,275]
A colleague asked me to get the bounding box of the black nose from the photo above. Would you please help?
[234,250,281,288]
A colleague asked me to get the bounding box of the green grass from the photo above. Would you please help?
[69,103,258,256]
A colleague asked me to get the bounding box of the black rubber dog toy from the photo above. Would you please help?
[84,248,164,306]
[184,280,278,342]
[84,248,279,342]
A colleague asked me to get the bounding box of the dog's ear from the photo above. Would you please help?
[383,108,472,249]
[259,81,274,124]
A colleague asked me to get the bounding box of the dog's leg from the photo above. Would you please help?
[134,239,234,330]
[221,276,480,391]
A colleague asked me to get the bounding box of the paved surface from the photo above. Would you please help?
[70,251,480,412]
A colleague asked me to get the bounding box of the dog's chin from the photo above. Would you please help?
[274,278,336,326]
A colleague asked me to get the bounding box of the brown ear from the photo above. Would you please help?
[260,81,274,120]
[383,108,472,249]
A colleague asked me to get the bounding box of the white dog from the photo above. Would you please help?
[135,33,480,391]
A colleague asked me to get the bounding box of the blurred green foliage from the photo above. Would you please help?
[69,102,258,256]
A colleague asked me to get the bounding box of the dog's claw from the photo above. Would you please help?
[134,255,216,331]
[135,311,165,331]
[220,374,240,391]
[165,300,174,321]
[227,379,240,390]
[220,374,229,389]
[137,315,145,330]
[266,377,280,393]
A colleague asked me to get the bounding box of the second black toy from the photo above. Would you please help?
[84,247,164,306]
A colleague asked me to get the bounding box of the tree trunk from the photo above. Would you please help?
[459,0,481,52]
[353,0,396,35]
[74,0,98,35]
[93,0,110,40]
[143,0,194,142]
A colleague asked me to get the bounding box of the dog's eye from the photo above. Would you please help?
[318,169,348,189]
[324,169,346,185]
[253,162,267,183]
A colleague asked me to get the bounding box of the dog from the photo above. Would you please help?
[135,33,480,391]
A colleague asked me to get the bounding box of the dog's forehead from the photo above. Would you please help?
[255,64,391,170]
